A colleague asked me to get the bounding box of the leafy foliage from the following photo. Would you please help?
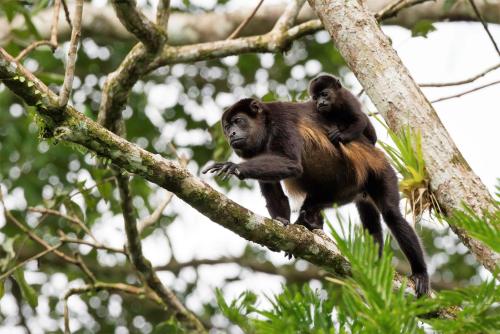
[216,218,500,333]
[378,123,439,218]
[411,20,437,38]
[446,183,500,253]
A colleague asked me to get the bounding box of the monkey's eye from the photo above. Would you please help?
[234,117,245,125]
[320,91,328,97]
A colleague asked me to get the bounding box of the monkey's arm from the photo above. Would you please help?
[259,182,291,225]
[237,154,303,181]
[203,154,302,182]
[338,113,368,143]
[363,120,377,145]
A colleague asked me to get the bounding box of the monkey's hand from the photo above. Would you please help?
[327,128,345,145]
[202,162,242,180]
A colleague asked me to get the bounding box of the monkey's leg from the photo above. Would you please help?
[367,168,430,297]
[259,182,291,226]
[355,199,383,257]
[295,196,325,230]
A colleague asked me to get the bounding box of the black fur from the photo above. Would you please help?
[309,74,377,146]
[203,98,430,296]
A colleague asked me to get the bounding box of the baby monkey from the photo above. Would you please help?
[309,74,377,146]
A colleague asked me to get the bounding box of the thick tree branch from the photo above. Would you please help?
[110,0,164,50]
[308,0,499,275]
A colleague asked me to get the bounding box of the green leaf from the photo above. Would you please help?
[0,236,18,271]
[411,20,437,38]
[0,280,4,299]
[13,269,38,308]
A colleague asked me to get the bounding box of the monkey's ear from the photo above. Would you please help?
[332,77,342,89]
[249,100,263,114]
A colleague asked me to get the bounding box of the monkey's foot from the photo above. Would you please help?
[411,272,430,297]
[275,217,290,226]
[295,210,323,230]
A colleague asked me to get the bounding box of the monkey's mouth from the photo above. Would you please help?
[317,104,329,113]
[230,138,245,147]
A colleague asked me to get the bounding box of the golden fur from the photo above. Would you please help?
[283,118,387,199]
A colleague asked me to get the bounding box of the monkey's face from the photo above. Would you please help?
[223,112,266,154]
[309,75,342,115]
[312,88,338,114]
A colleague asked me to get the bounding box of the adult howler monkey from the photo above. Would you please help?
[203,98,430,296]
[309,74,377,146]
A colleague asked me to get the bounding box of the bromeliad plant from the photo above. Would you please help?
[377,122,440,222]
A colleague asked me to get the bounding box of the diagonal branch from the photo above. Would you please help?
[467,0,500,56]
[227,0,265,40]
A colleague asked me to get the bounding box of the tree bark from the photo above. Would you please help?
[1,0,499,46]
[308,0,499,275]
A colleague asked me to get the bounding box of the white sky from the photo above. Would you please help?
[1,2,500,332]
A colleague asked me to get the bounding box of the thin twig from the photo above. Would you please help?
[138,146,187,233]
[15,41,56,61]
[59,234,126,254]
[59,0,84,107]
[420,63,500,87]
[61,0,72,28]
[0,243,62,281]
[0,191,78,265]
[137,192,174,233]
[375,0,405,19]
[28,206,97,243]
[467,0,500,56]
[69,175,115,199]
[376,0,431,20]
[50,0,62,47]
[74,253,96,283]
[227,0,265,40]
[63,283,162,333]
[431,80,500,103]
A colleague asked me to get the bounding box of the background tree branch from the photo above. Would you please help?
[2,0,499,46]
